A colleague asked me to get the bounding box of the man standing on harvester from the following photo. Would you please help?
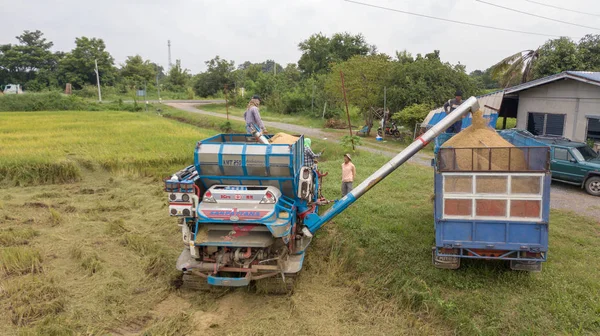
[244,95,267,134]
[443,90,466,133]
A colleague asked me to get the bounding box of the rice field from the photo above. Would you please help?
[0,111,210,185]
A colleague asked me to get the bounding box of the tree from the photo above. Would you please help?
[532,37,582,79]
[57,37,116,88]
[385,52,480,113]
[325,54,391,134]
[470,68,499,90]
[489,49,540,88]
[578,34,600,71]
[0,30,60,89]
[120,55,157,89]
[165,59,190,91]
[193,56,234,97]
[298,32,375,76]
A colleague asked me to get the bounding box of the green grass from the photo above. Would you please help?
[0,247,43,275]
[496,117,517,129]
[314,151,600,335]
[0,111,211,185]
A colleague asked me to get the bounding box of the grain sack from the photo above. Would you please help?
[269,132,300,145]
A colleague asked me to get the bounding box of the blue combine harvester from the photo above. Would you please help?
[431,130,551,271]
[166,97,483,293]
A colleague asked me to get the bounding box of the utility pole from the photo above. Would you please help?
[156,69,161,101]
[340,71,355,150]
[168,40,172,71]
[94,59,102,102]
[382,86,387,140]
[224,85,229,120]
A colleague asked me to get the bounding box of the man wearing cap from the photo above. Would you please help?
[341,153,356,197]
[244,95,267,134]
[443,90,466,133]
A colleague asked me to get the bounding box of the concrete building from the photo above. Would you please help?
[503,71,600,143]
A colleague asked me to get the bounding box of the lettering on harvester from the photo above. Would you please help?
[209,210,262,217]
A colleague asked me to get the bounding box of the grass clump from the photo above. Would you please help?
[105,219,129,236]
[70,245,103,275]
[0,228,39,246]
[48,208,63,226]
[0,247,43,275]
[3,276,66,326]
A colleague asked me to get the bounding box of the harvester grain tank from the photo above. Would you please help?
[166,97,481,292]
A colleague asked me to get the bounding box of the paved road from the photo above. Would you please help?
[167,102,600,219]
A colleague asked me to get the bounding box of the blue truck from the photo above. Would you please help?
[166,97,482,292]
[431,130,551,271]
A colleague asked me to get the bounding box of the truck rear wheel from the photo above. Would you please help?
[431,247,460,270]
[584,176,600,196]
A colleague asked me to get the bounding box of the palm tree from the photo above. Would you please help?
[490,49,540,88]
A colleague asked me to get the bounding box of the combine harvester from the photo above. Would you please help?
[165,96,548,293]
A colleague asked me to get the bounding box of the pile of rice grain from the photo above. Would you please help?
[441,110,527,171]
[269,132,300,145]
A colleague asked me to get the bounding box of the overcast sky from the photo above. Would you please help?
[2,0,599,73]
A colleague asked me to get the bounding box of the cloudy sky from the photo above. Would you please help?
[2,0,598,73]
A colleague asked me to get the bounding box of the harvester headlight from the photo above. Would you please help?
[260,191,277,204]
[170,208,178,215]
[182,209,191,217]
[203,191,216,203]
[182,194,190,202]
[169,194,177,201]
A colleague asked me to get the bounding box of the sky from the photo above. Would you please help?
[2,0,599,74]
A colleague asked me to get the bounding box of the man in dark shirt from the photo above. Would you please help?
[443,90,466,133]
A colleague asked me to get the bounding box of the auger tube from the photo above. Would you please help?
[303,96,480,234]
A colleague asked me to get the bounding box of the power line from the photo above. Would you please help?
[476,0,600,31]
[343,0,570,38]
[523,0,600,18]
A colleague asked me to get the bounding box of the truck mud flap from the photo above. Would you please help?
[510,259,542,272]
[432,247,460,270]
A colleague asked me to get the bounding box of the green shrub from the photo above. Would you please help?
[392,103,432,128]
[0,92,144,112]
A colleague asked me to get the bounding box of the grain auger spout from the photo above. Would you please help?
[302,96,480,234]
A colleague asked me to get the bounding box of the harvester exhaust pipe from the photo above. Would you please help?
[304,96,480,234]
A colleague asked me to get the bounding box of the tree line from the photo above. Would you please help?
[3,30,600,130]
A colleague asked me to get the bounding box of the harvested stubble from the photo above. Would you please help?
[442,111,539,195]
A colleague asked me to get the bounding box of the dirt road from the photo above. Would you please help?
[168,102,600,219]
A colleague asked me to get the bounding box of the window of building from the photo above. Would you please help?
[527,113,565,136]
[587,117,600,141]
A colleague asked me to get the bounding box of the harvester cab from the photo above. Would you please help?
[166,97,480,293]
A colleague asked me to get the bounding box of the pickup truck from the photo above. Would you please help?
[530,135,600,196]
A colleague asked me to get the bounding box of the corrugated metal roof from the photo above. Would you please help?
[505,71,600,94]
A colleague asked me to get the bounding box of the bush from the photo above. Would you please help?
[392,103,432,128]
[281,89,309,114]
[0,92,143,112]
